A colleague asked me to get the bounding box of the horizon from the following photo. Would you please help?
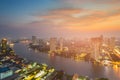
[0,0,120,38]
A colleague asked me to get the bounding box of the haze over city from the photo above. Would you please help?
[0,0,120,38]
[0,0,120,80]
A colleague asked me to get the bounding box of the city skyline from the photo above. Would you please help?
[0,0,120,38]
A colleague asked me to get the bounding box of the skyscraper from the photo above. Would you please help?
[50,38,57,52]
[32,36,38,45]
[91,36,103,61]
[0,38,8,54]
[59,37,63,51]
[109,37,116,50]
[0,38,14,55]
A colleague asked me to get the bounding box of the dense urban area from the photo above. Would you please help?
[0,35,120,80]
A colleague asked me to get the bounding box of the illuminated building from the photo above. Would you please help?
[32,36,38,45]
[0,67,13,80]
[0,38,14,55]
[9,43,14,48]
[0,38,8,54]
[59,37,63,51]
[109,37,116,50]
[50,38,57,52]
[104,37,116,50]
[91,36,103,61]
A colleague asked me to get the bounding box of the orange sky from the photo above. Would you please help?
[0,0,120,38]
[29,7,120,33]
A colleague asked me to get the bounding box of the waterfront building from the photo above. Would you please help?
[109,37,116,50]
[9,43,14,48]
[0,38,8,54]
[0,38,13,54]
[91,36,103,61]
[32,36,38,45]
[50,38,57,52]
[104,37,116,50]
[59,37,63,51]
[0,38,14,55]
[0,67,13,80]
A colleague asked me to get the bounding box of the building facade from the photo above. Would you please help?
[0,67,13,80]
[50,38,57,52]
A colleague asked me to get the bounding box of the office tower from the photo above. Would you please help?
[91,36,103,61]
[109,37,115,50]
[0,38,8,54]
[0,38,14,55]
[32,36,37,45]
[59,37,63,51]
[50,38,57,51]
[104,37,115,50]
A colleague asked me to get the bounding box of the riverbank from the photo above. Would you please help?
[14,43,120,80]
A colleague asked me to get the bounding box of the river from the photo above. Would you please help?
[14,43,120,80]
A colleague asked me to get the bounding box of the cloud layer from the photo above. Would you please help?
[28,7,120,33]
[0,0,120,38]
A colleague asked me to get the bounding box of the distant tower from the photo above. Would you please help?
[109,37,115,50]
[59,37,63,51]
[50,38,57,52]
[91,36,103,61]
[32,36,37,45]
[0,38,8,54]
[0,38,14,55]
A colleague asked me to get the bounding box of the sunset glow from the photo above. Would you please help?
[0,0,120,38]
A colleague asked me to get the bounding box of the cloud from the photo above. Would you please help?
[30,8,105,26]
[60,0,120,4]
[27,7,120,33]
[93,0,120,4]
[59,0,90,4]
[29,8,84,26]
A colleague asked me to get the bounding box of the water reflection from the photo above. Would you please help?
[14,43,120,80]
[91,63,104,78]
[113,65,120,79]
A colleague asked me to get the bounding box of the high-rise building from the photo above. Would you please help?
[109,37,116,50]
[91,36,103,61]
[50,38,57,52]
[0,38,14,55]
[104,37,116,50]
[0,38,8,54]
[59,37,63,51]
[32,36,38,45]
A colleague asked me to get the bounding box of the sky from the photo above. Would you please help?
[0,0,120,39]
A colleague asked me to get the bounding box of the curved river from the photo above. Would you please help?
[14,43,120,80]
